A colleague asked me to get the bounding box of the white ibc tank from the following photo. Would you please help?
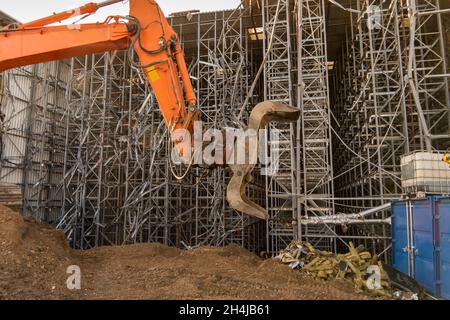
[401,152,450,194]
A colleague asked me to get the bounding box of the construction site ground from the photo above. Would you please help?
[0,205,369,300]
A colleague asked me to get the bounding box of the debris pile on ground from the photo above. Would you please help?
[275,241,416,299]
[1,205,370,300]
[0,205,76,299]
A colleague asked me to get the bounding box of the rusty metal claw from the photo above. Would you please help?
[227,101,301,220]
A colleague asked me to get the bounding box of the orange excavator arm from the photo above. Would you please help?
[0,0,199,136]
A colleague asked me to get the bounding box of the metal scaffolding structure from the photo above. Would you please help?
[1,62,70,223]
[262,0,298,255]
[330,0,449,257]
[0,0,448,258]
[297,0,336,252]
[59,52,127,248]
[55,7,268,250]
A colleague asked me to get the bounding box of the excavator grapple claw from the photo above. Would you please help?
[227,101,301,220]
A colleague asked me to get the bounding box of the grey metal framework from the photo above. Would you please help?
[1,62,70,223]
[297,0,336,252]
[330,0,449,257]
[59,52,127,248]
[55,7,267,250]
[262,0,298,255]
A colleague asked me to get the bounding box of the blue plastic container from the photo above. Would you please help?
[391,196,450,299]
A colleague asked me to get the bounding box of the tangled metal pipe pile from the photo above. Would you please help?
[275,241,419,299]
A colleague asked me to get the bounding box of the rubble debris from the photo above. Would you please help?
[275,241,416,299]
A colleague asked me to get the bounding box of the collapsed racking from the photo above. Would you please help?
[0,0,449,259]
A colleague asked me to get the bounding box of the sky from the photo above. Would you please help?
[1,0,241,23]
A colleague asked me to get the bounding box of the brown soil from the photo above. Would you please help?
[0,205,368,300]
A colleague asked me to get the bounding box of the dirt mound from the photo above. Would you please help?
[0,205,368,300]
[0,205,78,299]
